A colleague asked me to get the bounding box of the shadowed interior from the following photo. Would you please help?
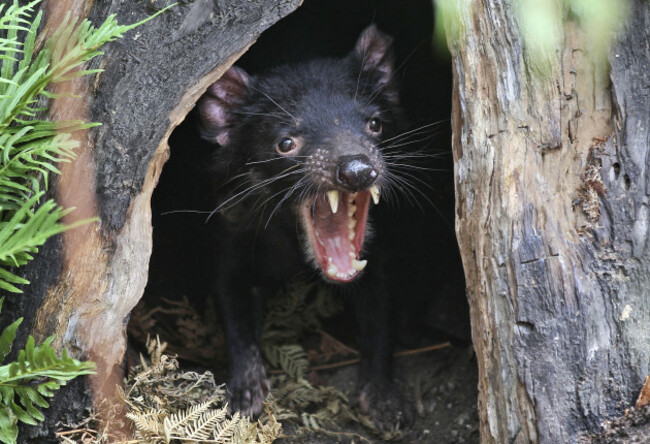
[134,0,476,442]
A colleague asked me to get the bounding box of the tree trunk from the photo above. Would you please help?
[449,0,650,442]
[1,0,300,441]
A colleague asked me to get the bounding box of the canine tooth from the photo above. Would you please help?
[370,186,380,205]
[352,259,367,271]
[327,190,339,213]
[327,263,338,276]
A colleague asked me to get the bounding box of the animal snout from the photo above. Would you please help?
[336,155,378,191]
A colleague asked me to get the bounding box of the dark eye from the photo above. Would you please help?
[277,137,296,154]
[367,117,382,134]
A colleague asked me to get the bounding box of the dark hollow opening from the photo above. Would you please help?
[133,0,477,441]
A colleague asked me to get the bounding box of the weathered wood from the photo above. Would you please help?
[1,0,301,441]
[449,0,650,442]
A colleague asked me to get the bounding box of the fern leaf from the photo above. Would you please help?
[162,400,213,441]
[0,329,95,431]
[183,406,230,441]
[0,311,21,363]
[0,1,40,101]
[126,409,166,438]
[8,399,35,426]
[0,320,23,363]
[0,11,19,86]
[0,1,174,442]
[262,343,308,380]
[208,410,240,442]
[15,10,41,76]
[0,194,91,293]
[14,387,44,422]
[0,403,18,444]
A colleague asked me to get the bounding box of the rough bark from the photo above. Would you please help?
[1,0,301,441]
[450,0,650,442]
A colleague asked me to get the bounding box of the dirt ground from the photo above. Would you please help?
[128,291,650,444]
[276,344,479,443]
[129,291,479,444]
[582,405,650,444]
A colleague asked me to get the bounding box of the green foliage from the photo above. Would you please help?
[0,1,172,442]
[262,283,337,380]
[262,344,308,380]
[0,297,95,444]
[434,0,629,72]
[433,0,470,53]
[0,0,171,292]
[263,282,341,344]
[260,284,370,437]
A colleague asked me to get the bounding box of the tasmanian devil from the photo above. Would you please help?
[197,25,412,429]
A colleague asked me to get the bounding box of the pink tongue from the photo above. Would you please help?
[313,195,355,276]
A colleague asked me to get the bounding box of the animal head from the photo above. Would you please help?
[199,25,403,282]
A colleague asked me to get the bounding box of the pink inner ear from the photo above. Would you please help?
[198,66,251,145]
[354,25,394,86]
[198,96,230,144]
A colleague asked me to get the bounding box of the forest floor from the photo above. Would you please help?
[582,403,650,444]
[126,289,480,444]
[124,288,647,444]
[277,344,480,443]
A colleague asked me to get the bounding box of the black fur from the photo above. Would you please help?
[198,25,412,429]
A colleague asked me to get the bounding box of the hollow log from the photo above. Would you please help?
[449,0,650,442]
[1,0,300,441]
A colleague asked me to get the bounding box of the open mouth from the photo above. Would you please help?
[301,186,380,282]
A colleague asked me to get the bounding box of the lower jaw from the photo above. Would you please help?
[301,190,371,283]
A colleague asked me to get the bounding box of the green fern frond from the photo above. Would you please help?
[0,193,72,293]
[262,344,308,380]
[0,1,173,441]
[0,298,95,443]
[0,1,40,76]
[0,2,168,131]
[0,1,174,295]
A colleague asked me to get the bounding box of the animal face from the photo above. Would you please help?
[199,25,401,282]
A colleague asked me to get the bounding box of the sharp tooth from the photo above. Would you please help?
[326,190,339,213]
[348,251,356,258]
[370,186,380,205]
[352,259,367,271]
[348,204,357,217]
[327,263,338,276]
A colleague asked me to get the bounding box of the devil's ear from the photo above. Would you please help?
[353,25,396,91]
[198,66,250,145]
